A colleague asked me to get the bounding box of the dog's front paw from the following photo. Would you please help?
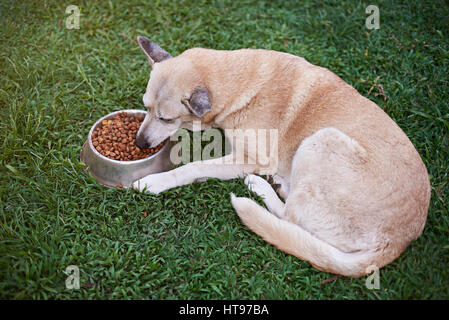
[132,172,176,194]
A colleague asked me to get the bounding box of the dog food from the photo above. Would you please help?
[91,112,164,161]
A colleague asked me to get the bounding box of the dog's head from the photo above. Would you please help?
[135,36,212,149]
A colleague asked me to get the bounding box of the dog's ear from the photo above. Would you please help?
[182,88,211,117]
[137,36,171,66]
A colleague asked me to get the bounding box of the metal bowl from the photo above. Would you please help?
[80,109,175,188]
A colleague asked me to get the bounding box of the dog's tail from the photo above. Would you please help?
[230,194,378,277]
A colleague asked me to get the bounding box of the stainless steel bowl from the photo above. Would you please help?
[80,109,175,188]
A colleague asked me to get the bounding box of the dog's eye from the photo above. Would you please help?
[158,117,175,123]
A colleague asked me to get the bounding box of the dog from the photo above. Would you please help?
[132,36,430,277]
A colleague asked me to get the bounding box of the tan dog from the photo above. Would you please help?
[133,36,430,277]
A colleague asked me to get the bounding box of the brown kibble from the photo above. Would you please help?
[91,112,164,161]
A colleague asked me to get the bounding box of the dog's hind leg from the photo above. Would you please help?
[231,128,379,277]
[244,174,286,218]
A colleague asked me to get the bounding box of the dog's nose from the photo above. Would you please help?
[135,134,150,149]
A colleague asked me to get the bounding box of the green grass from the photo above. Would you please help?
[1,0,448,299]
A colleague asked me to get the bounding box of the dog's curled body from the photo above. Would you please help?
[134,40,431,277]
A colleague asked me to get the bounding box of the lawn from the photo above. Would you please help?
[0,0,448,299]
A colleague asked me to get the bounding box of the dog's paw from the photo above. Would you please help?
[244,174,273,199]
[230,193,248,215]
[230,192,263,225]
[132,172,175,194]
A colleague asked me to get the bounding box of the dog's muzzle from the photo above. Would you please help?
[135,133,151,149]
